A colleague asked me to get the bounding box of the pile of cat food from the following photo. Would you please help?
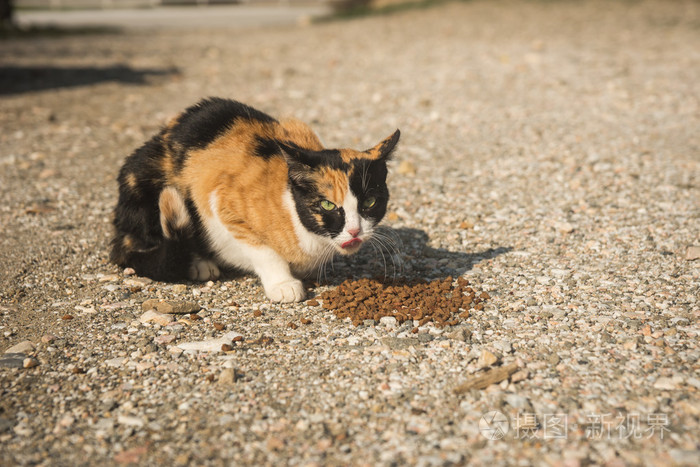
[318,276,489,327]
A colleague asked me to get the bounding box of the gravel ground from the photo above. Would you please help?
[1,1,699,465]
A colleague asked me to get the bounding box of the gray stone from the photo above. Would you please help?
[416,333,434,343]
[670,449,700,465]
[217,368,239,386]
[381,337,420,349]
[0,417,13,433]
[0,353,27,368]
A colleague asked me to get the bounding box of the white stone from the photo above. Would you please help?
[379,316,397,327]
[117,415,145,427]
[105,357,126,368]
[176,332,241,352]
[5,341,35,354]
[653,377,679,390]
[139,310,174,326]
[505,394,530,409]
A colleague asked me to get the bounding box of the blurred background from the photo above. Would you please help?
[4,0,339,30]
[3,0,428,29]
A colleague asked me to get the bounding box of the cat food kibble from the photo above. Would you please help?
[319,276,489,327]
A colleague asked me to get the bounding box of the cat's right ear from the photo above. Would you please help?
[279,143,316,186]
[279,143,317,168]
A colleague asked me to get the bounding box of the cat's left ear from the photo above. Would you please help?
[366,129,400,161]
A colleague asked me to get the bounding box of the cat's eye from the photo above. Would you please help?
[320,200,337,211]
[362,197,377,209]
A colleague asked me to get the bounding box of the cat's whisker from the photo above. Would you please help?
[371,238,390,279]
[368,228,404,279]
[322,246,336,284]
[313,244,336,285]
[367,238,392,279]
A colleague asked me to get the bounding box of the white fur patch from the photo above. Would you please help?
[342,190,361,234]
[204,192,257,272]
[204,191,306,302]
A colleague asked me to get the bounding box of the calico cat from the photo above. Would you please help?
[110,97,399,302]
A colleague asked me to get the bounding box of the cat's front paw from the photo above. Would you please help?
[265,279,306,303]
[188,258,220,281]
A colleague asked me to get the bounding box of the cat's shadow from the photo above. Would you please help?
[312,227,512,287]
[216,227,511,292]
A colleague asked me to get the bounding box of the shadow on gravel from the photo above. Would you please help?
[321,227,512,285]
[0,64,179,95]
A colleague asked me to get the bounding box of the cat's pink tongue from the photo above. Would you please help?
[341,238,362,249]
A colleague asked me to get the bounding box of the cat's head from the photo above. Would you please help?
[282,130,399,255]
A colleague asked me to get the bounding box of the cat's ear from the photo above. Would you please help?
[279,142,320,168]
[279,143,318,186]
[366,129,400,161]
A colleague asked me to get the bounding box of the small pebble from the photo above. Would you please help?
[23,357,39,369]
[139,310,174,326]
[478,349,500,368]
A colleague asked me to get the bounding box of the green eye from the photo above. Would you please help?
[362,197,377,209]
[320,200,336,211]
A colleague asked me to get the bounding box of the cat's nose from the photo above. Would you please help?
[347,228,361,238]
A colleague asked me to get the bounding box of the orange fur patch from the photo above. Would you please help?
[175,119,313,266]
[125,172,138,192]
[278,119,323,151]
[340,131,399,162]
[313,167,348,205]
[159,187,190,239]
[339,149,372,164]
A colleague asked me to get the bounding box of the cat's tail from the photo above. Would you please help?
[110,187,196,281]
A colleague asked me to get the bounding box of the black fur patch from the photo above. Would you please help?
[280,142,344,169]
[321,206,346,238]
[288,180,346,239]
[350,159,389,225]
[170,98,277,168]
[111,127,215,280]
[253,137,282,160]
